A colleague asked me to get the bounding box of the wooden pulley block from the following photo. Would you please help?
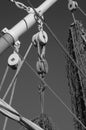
[68,0,78,12]
[8,52,21,70]
[38,31,48,46]
[36,59,48,77]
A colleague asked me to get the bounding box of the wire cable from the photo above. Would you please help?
[0,66,9,92]
[78,6,86,17]
[23,55,86,129]
[0,0,86,128]
[26,0,86,86]
[2,42,33,100]
[1,34,86,128]
[1,28,85,128]
[3,78,17,130]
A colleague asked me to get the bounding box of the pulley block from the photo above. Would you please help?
[38,31,48,46]
[8,52,21,70]
[68,0,78,12]
[36,59,48,78]
[32,31,48,47]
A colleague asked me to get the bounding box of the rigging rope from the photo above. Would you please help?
[39,83,45,114]
[0,66,9,92]
[33,18,48,114]
[0,18,85,130]
[78,6,86,17]
[2,78,17,130]
[0,0,86,129]
[2,42,33,100]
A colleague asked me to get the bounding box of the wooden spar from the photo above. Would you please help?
[0,0,57,55]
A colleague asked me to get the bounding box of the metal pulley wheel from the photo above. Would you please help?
[68,0,78,12]
[36,59,48,78]
[8,52,21,70]
[32,31,48,47]
[38,31,48,46]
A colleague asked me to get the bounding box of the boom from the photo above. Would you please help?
[0,0,57,54]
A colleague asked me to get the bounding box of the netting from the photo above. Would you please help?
[32,114,55,130]
[66,20,86,130]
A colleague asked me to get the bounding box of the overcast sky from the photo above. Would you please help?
[0,0,86,130]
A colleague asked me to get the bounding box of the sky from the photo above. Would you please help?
[0,0,86,130]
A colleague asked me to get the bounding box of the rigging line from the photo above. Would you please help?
[2,42,33,100]
[41,91,45,114]
[72,13,76,24]
[78,6,86,17]
[2,78,17,130]
[39,84,45,114]
[24,57,86,129]
[0,35,86,129]
[0,29,85,128]
[0,1,85,128]
[0,66,9,92]
[26,0,86,86]
[22,0,86,128]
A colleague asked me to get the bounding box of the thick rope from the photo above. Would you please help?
[3,78,17,130]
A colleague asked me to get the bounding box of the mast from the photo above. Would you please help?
[66,21,86,130]
[0,0,57,55]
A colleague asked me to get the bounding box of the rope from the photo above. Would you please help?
[41,90,45,114]
[24,56,86,129]
[2,78,17,130]
[0,0,86,128]
[2,43,33,100]
[72,13,76,23]
[0,66,9,92]
[38,83,45,114]
[0,19,86,130]
[1,29,86,129]
[78,6,86,17]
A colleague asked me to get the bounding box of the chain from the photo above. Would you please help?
[9,0,33,13]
